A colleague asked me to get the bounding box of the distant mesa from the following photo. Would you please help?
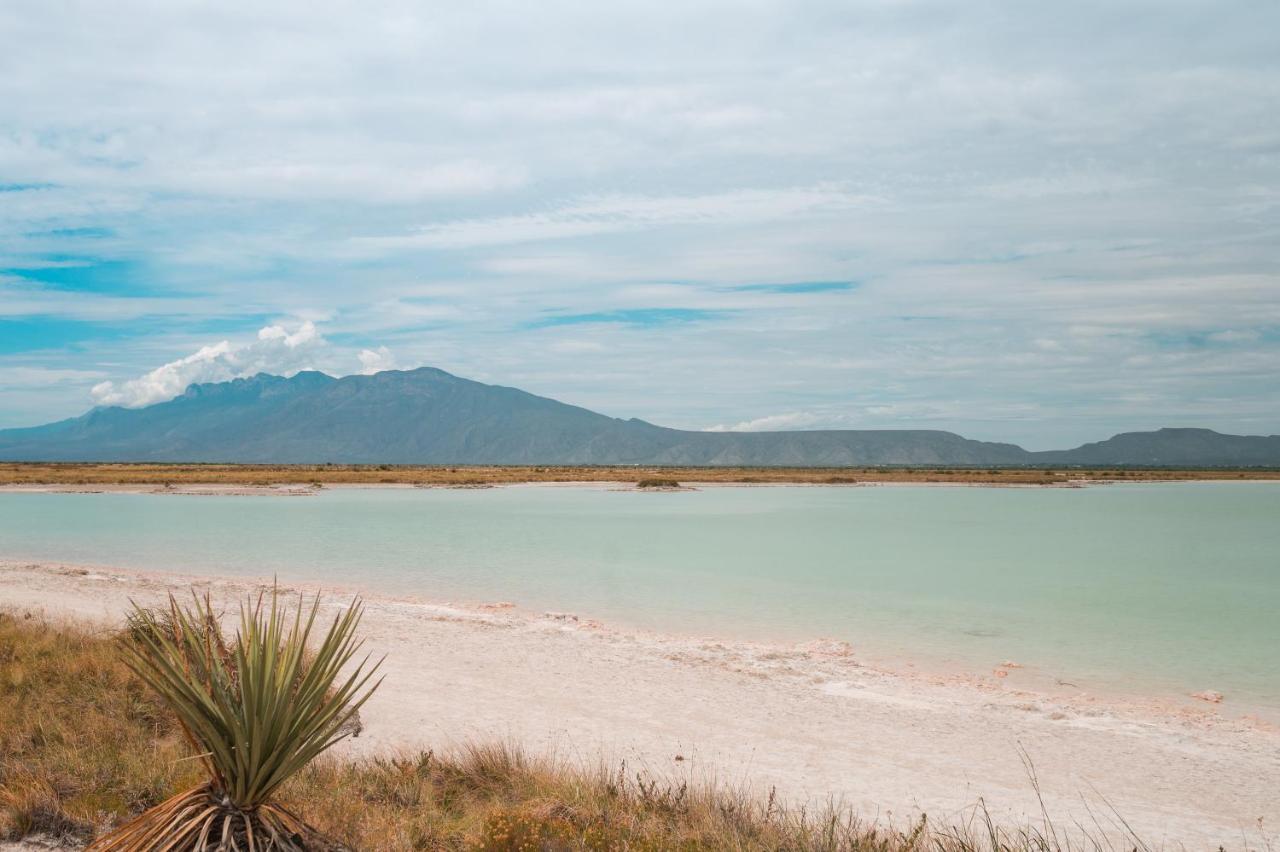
[1,367,1277,466]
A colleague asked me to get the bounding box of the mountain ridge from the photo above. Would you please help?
[1,367,1277,466]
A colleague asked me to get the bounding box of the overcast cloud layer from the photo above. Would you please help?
[1,0,1277,448]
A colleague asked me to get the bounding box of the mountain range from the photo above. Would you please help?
[1,367,1277,466]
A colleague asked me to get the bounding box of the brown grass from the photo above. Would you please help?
[0,609,1195,851]
[3,462,1278,488]
[0,610,199,844]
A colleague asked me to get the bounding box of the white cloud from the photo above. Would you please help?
[705,411,858,432]
[548,339,606,354]
[90,321,325,408]
[0,367,109,386]
[357,346,397,374]
[165,159,526,203]
[351,185,871,251]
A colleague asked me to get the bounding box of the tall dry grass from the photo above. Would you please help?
[0,609,199,842]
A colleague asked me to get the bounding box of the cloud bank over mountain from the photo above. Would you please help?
[89,322,326,408]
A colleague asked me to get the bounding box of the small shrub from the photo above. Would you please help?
[636,478,680,489]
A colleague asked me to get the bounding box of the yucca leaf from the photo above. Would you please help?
[121,587,382,810]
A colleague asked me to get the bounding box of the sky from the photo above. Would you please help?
[1,1,1278,449]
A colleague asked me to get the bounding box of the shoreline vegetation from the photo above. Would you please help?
[3,462,1280,488]
[2,562,1277,850]
[0,609,1128,852]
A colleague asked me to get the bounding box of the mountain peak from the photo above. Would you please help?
[182,370,335,400]
[389,366,459,380]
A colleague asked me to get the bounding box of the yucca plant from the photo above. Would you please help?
[89,589,382,851]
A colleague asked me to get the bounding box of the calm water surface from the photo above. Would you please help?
[1,483,1277,707]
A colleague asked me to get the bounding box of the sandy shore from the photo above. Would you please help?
[5,478,1275,498]
[0,480,1038,494]
[0,479,1123,496]
[2,560,1277,848]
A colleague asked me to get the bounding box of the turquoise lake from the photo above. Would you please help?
[1,483,1277,708]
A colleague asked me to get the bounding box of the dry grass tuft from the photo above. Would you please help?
[0,610,199,844]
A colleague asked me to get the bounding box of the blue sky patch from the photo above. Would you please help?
[0,318,135,355]
[30,227,114,239]
[3,258,163,297]
[527,308,729,329]
[0,182,56,192]
[726,281,856,294]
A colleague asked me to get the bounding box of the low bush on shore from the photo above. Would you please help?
[2,609,1128,851]
[635,478,681,489]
